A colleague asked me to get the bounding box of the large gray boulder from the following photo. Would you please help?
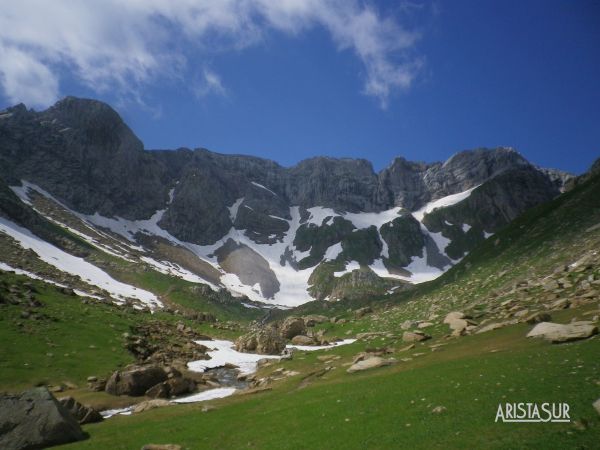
[526,321,598,343]
[105,365,168,396]
[0,387,86,449]
[235,327,286,355]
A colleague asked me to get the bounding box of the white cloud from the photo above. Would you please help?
[0,0,424,109]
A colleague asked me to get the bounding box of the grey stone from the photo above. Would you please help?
[0,387,85,449]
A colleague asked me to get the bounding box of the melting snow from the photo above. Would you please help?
[251,181,277,196]
[333,260,360,277]
[0,262,103,299]
[286,338,357,351]
[228,198,244,222]
[412,186,479,222]
[323,242,343,261]
[0,217,161,308]
[462,223,472,233]
[140,256,219,289]
[173,387,237,404]
[188,339,280,376]
[306,206,337,227]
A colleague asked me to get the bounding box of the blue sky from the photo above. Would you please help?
[1,1,598,174]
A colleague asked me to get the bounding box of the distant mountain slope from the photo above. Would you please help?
[0,97,572,306]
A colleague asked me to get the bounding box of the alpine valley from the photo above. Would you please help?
[1,97,599,450]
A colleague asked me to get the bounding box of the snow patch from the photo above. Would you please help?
[0,217,161,308]
[188,339,280,376]
[412,186,479,222]
[306,206,337,227]
[251,181,277,196]
[173,387,237,404]
[343,207,403,230]
[462,223,472,233]
[286,338,357,351]
[0,262,103,299]
[323,242,343,261]
[333,260,360,277]
[228,198,244,222]
[140,256,219,290]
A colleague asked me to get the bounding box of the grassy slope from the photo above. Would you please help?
[61,305,599,449]
[0,272,242,394]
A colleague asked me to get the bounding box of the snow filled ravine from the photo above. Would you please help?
[101,338,357,418]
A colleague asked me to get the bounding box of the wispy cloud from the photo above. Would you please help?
[194,68,228,99]
[0,0,426,109]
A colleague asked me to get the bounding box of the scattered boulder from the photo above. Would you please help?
[549,298,570,310]
[133,399,173,414]
[105,366,168,396]
[355,306,373,319]
[443,312,466,323]
[527,321,598,343]
[476,321,512,334]
[401,320,417,330]
[402,331,431,343]
[235,327,286,355]
[0,387,86,450]
[593,398,600,416]
[290,335,315,346]
[58,396,103,424]
[280,316,306,339]
[432,406,447,414]
[347,356,395,373]
[163,377,196,397]
[303,315,329,327]
[525,312,552,324]
[417,322,434,329]
[356,332,387,340]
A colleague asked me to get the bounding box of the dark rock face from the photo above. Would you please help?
[380,214,425,268]
[422,167,561,260]
[0,387,86,449]
[285,157,384,212]
[378,148,532,210]
[0,97,171,219]
[0,98,571,250]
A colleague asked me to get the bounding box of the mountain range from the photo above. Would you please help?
[0,97,572,307]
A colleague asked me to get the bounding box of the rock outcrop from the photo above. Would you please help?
[235,327,286,355]
[280,316,307,340]
[105,365,168,396]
